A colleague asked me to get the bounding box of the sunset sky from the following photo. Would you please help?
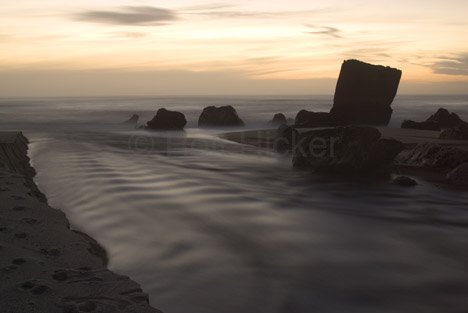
[1,0,468,96]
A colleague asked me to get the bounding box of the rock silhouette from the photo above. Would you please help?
[294,110,337,128]
[123,114,139,125]
[146,108,187,130]
[427,108,464,128]
[198,106,244,127]
[270,113,287,125]
[292,126,404,174]
[294,60,402,128]
[393,176,418,186]
[402,108,466,131]
[330,60,402,126]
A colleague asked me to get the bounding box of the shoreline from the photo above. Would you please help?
[0,132,161,313]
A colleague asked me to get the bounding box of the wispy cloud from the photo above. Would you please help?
[73,6,177,26]
[182,3,235,11]
[305,25,341,38]
[182,6,334,19]
[0,34,11,42]
[114,32,148,39]
[431,53,468,76]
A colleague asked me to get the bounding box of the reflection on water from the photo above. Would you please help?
[1,96,468,313]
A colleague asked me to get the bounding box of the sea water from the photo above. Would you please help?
[1,95,468,313]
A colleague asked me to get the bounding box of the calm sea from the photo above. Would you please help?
[1,95,468,313]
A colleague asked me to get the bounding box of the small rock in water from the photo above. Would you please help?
[393,176,417,186]
[146,108,186,130]
[198,106,244,127]
[270,113,287,125]
[123,114,139,125]
[447,163,468,186]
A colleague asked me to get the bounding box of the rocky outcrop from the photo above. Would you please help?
[427,108,465,128]
[146,108,187,130]
[294,110,337,128]
[292,126,404,174]
[270,113,287,125]
[198,106,244,127]
[439,123,468,140]
[402,108,466,131]
[446,163,468,186]
[0,132,162,313]
[330,60,402,126]
[123,114,139,125]
[396,143,468,172]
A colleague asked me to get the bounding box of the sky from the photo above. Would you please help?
[1,0,468,96]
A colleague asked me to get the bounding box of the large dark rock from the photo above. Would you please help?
[198,106,244,127]
[439,123,468,140]
[401,120,440,131]
[396,143,468,172]
[447,163,468,186]
[146,108,187,130]
[294,110,337,128]
[330,60,402,126]
[270,113,287,125]
[292,126,404,174]
[427,108,465,128]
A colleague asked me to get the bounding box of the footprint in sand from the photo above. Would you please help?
[12,258,27,265]
[14,232,28,239]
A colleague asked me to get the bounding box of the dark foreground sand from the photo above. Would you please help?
[0,132,161,313]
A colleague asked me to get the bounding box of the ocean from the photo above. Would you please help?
[1,95,468,313]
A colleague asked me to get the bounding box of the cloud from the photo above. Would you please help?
[182,3,235,11]
[431,53,468,76]
[305,25,341,38]
[73,6,177,26]
[0,34,11,42]
[113,32,148,39]
[183,6,334,19]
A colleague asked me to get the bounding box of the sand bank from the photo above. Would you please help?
[0,132,162,313]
